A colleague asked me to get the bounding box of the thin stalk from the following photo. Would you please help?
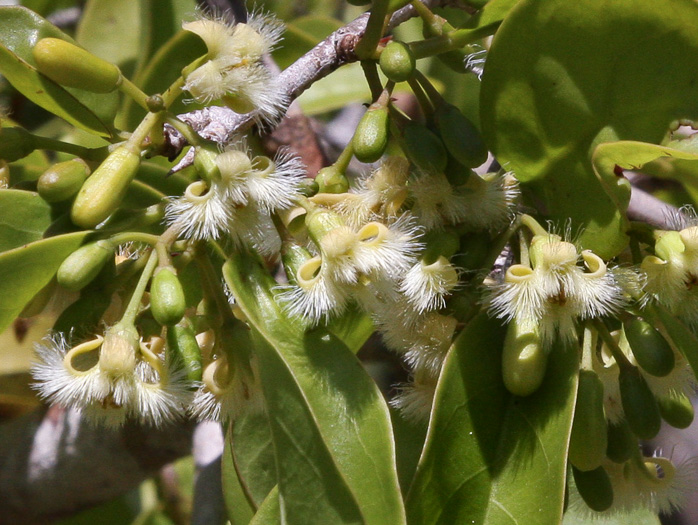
[121,249,158,325]
[355,0,390,59]
[31,135,109,162]
[119,77,150,111]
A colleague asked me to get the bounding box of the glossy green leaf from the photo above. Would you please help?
[481,0,698,258]
[249,487,280,525]
[297,62,372,115]
[405,312,578,525]
[0,6,117,136]
[221,431,256,525]
[223,250,406,525]
[0,189,52,252]
[0,231,89,332]
[325,303,375,354]
[8,148,51,185]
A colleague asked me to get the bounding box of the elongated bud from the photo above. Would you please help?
[37,158,90,203]
[71,146,141,228]
[624,318,675,377]
[606,420,637,463]
[57,240,115,291]
[379,40,416,83]
[167,322,203,383]
[353,105,390,163]
[435,102,488,168]
[619,366,661,439]
[400,121,447,172]
[150,267,186,326]
[33,38,121,93]
[572,465,614,512]
[502,317,547,397]
[99,323,138,377]
[658,391,694,429]
[0,127,36,162]
[569,370,608,471]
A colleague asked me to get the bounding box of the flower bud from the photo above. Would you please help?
[654,230,684,261]
[379,40,416,83]
[619,366,661,439]
[624,318,675,377]
[167,322,203,383]
[569,370,608,471]
[150,267,187,326]
[315,165,350,194]
[572,465,614,512]
[57,240,115,291]
[71,146,141,228]
[658,391,694,429]
[606,420,636,463]
[0,127,36,162]
[352,105,390,163]
[37,158,90,203]
[32,38,122,93]
[434,102,488,168]
[502,317,547,397]
[99,323,139,377]
[400,121,447,172]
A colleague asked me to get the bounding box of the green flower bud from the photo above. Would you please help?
[37,158,90,203]
[624,318,675,377]
[435,102,488,168]
[619,366,661,440]
[71,146,141,228]
[401,121,447,172]
[315,165,350,194]
[57,240,115,291]
[502,317,548,397]
[572,465,614,512]
[32,38,122,93]
[379,40,416,83]
[606,420,637,463]
[569,370,608,471]
[167,321,203,383]
[658,391,694,429]
[150,267,186,326]
[353,105,390,163]
[0,127,36,162]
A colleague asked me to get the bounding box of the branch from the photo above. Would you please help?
[163,1,440,169]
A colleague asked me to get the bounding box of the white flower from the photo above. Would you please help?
[400,255,460,313]
[165,179,233,240]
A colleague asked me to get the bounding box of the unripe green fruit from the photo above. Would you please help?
[572,465,614,512]
[379,41,416,83]
[315,166,349,194]
[569,370,608,471]
[401,121,447,172]
[150,267,186,326]
[624,318,675,377]
[167,322,203,383]
[606,420,637,463]
[618,366,661,440]
[353,106,390,163]
[71,146,141,228]
[37,158,90,203]
[658,391,694,429]
[502,317,547,397]
[57,240,115,291]
[0,127,36,162]
[33,38,121,93]
[435,102,488,168]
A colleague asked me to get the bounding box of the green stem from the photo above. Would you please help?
[407,76,433,117]
[355,0,390,59]
[520,214,548,237]
[592,318,632,370]
[122,249,158,325]
[162,74,188,109]
[119,77,150,112]
[127,111,163,151]
[361,60,384,100]
[410,25,499,59]
[109,232,161,246]
[166,116,206,147]
[31,135,109,162]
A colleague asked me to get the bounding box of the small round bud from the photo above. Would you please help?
[658,391,694,429]
[619,366,661,440]
[502,317,547,397]
[57,240,115,291]
[379,40,416,83]
[435,102,488,168]
[71,146,141,228]
[0,127,36,162]
[569,370,607,471]
[150,267,187,326]
[401,121,447,172]
[606,420,637,463]
[32,38,122,93]
[37,158,90,203]
[353,105,390,164]
[167,322,203,383]
[624,318,675,377]
[99,323,139,377]
[572,465,614,512]
[315,166,349,194]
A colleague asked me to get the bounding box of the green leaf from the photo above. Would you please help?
[221,431,256,525]
[249,487,280,525]
[296,62,372,115]
[223,250,406,525]
[0,189,52,251]
[325,303,375,353]
[481,0,698,258]
[405,312,578,525]
[0,231,89,332]
[0,6,117,136]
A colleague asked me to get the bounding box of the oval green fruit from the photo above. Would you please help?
[379,40,416,83]
[401,121,447,172]
[624,318,675,377]
[501,317,547,397]
[37,158,90,203]
[572,465,614,512]
[435,102,488,168]
[150,267,186,326]
[569,369,607,471]
[658,391,694,429]
[606,420,636,463]
[57,240,115,291]
[618,366,661,440]
[167,322,203,383]
[0,127,36,162]
[33,38,121,93]
[353,106,390,163]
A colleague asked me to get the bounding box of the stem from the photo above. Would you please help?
[127,111,164,151]
[518,229,530,267]
[162,75,188,109]
[334,139,355,173]
[407,76,434,117]
[109,232,161,246]
[355,0,390,59]
[31,135,109,162]
[410,0,444,30]
[195,250,235,326]
[414,69,442,105]
[361,60,384,100]
[410,25,499,60]
[119,77,151,111]
[592,318,632,370]
[122,249,159,325]
[166,117,207,147]
[520,214,548,237]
